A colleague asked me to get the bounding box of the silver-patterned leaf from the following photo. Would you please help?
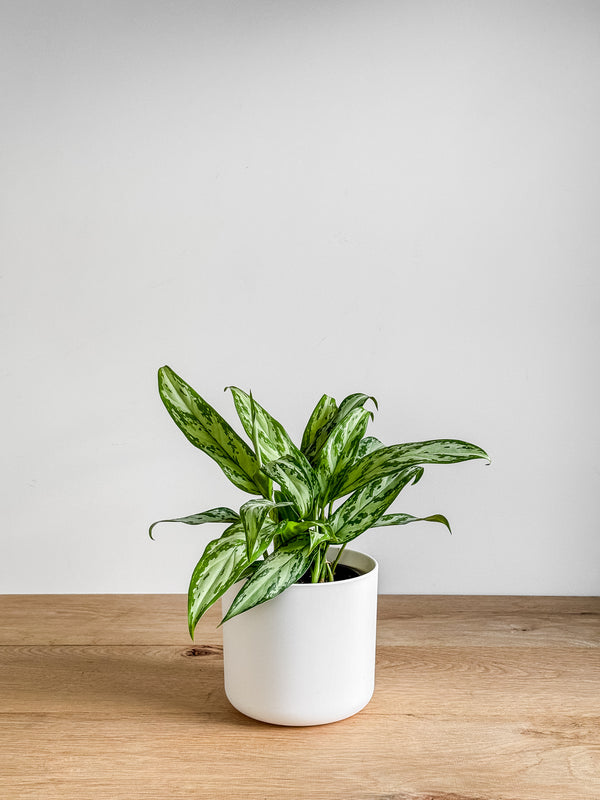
[272,518,335,548]
[260,453,317,517]
[331,468,422,544]
[187,520,278,637]
[307,524,335,553]
[158,366,267,495]
[372,512,452,533]
[314,407,371,504]
[221,539,313,623]
[354,436,384,461]
[335,439,490,498]
[302,392,377,465]
[226,386,301,465]
[301,394,338,463]
[149,507,240,540]
[239,498,292,560]
[273,489,299,522]
[336,392,378,420]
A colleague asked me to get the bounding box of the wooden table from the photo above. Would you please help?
[1,595,598,799]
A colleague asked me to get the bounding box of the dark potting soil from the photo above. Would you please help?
[295,563,362,584]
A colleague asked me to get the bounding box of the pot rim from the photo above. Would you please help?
[286,546,378,590]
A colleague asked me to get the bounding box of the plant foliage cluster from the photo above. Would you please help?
[150,366,489,636]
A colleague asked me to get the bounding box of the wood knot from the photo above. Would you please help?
[182,645,223,657]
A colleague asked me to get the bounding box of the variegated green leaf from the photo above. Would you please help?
[337,392,378,421]
[221,539,313,623]
[315,407,371,504]
[260,453,317,518]
[149,507,239,540]
[272,518,335,548]
[273,489,299,522]
[336,440,490,498]
[354,436,384,461]
[237,561,260,582]
[187,520,278,637]
[272,519,312,543]
[372,512,452,533]
[302,392,377,465]
[301,394,338,463]
[331,468,422,544]
[307,524,335,553]
[225,386,301,465]
[187,524,248,637]
[158,366,267,495]
[239,498,292,560]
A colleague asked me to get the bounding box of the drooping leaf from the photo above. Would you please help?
[187,521,278,637]
[221,539,313,623]
[314,407,371,504]
[187,524,249,636]
[372,512,452,533]
[225,386,301,465]
[149,507,240,540]
[336,392,378,421]
[158,366,267,495]
[331,468,423,544]
[336,439,490,498]
[239,498,292,560]
[260,453,317,517]
[301,394,338,463]
[411,467,425,486]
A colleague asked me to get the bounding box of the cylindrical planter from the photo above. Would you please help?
[221,547,378,726]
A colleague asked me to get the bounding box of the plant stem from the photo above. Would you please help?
[311,549,321,583]
[318,544,332,582]
[331,543,347,577]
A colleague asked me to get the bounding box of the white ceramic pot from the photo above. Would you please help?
[221,547,378,726]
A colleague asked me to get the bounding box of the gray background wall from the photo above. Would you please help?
[2,0,599,594]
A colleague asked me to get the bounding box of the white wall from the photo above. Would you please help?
[2,0,599,594]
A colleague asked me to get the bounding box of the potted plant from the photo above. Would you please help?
[150,365,489,726]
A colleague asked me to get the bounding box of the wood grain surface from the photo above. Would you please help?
[0,595,598,799]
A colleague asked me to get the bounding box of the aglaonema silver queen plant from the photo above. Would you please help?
[150,366,490,638]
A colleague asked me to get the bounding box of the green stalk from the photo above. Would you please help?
[331,543,347,577]
[311,548,322,583]
[318,544,331,582]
